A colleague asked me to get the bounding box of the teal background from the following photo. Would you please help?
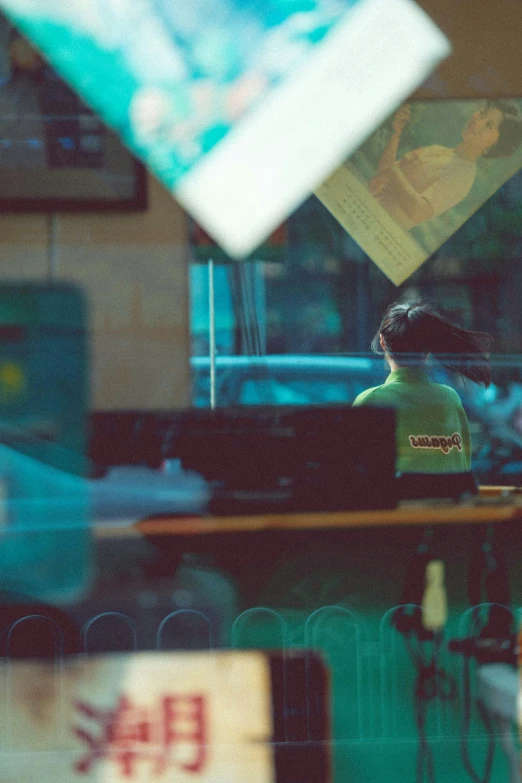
[0,283,91,604]
[155,521,521,783]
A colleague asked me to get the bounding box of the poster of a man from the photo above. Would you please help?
[315,99,522,285]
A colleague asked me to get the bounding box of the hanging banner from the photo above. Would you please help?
[316,98,522,285]
[0,0,449,258]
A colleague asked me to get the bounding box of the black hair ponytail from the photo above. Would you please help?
[372,300,492,386]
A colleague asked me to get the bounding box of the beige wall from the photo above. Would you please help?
[0,174,191,410]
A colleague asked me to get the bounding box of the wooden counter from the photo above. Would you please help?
[95,488,522,538]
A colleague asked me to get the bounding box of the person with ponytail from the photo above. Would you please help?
[353,301,492,475]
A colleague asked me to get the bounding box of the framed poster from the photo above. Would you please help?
[0,11,146,211]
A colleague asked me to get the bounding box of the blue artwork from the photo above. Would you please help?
[0,0,351,178]
[0,0,449,255]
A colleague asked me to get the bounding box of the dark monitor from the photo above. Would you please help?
[89,405,397,514]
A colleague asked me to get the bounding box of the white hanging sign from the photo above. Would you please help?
[0,651,274,782]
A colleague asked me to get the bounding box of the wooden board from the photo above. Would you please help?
[414,0,522,99]
[88,495,522,539]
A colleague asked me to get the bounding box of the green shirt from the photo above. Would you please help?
[352,367,471,474]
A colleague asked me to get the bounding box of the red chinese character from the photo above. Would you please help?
[73,693,208,777]
[156,695,207,774]
[74,696,150,777]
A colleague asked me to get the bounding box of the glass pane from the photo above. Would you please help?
[189,169,522,485]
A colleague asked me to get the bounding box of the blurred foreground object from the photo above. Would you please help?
[0,283,91,605]
[0,649,331,783]
[0,0,448,256]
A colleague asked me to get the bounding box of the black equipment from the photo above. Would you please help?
[391,531,457,783]
[397,472,478,502]
[448,527,516,666]
[446,527,517,783]
[89,405,397,515]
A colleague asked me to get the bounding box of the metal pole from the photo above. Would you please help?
[208,259,216,409]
